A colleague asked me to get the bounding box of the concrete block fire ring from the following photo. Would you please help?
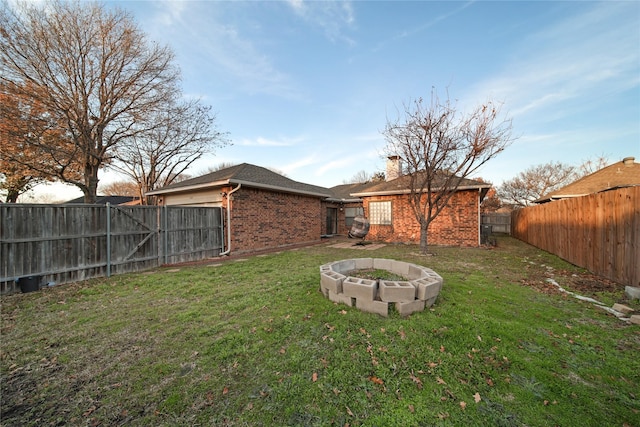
[319,258,443,317]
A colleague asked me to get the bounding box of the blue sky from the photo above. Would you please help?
[30,0,640,199]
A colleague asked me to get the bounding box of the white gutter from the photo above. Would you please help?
[219,183,242,256]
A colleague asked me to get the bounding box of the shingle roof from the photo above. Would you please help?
[146,163,332,198]
[326,182,374,201]
[63,195,136,205]
[536,157,640,203]
[350,171,490,196]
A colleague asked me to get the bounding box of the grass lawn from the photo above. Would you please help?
[1,236,639,426]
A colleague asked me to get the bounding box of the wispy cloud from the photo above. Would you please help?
[464,2,639,120]
[145,2,299,99]
[286,0,356,45]
[372,1,475,52]
[237,136,303,147]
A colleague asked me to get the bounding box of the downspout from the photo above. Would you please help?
[220,183,242,256]
[477,188,482,246]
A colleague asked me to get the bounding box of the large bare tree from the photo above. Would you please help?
[497,156,609,208]
[1,1,180,202]
[111,99,228,204]
[383,91,514,253]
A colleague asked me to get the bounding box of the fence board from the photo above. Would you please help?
[512,187,640,287]
[0,204,223,294]
[481,213,511,234]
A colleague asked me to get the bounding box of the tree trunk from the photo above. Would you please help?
[82,163,100,204]
[419,220,429,254]
[5,189,19,203]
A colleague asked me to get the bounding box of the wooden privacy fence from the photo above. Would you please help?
[481,213,511,234]
[0,204,224,294]
[511,186,640,287]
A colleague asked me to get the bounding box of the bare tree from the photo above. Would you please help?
[498,162,577,208]
[342,170,386,184]
[1,1,180,202]
[497,156,610,208]
[99,180,140,197]
[111,99,228,204]
[383,91,514,253]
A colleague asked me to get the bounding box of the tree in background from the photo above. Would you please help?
[342,170,385,184]
[0,81,82,202]
[99,180,140,197]
[111,99,228,204]
[383,91,514,253]
[497,156,610,208]
[1,1,182,203]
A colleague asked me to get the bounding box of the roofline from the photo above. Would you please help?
[324,197,363,203]
[351,184,491,197]
[146,180,231,196]
[146,178,331,198]
[535,184,640,203]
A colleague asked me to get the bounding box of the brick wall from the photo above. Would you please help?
[227,186,322,254]
[363,190,480,247]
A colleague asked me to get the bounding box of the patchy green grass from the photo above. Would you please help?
[1,237,638,426]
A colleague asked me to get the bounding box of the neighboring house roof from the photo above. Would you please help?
[63,195,136,205]
[350,171,491,197]
[535,157,640,203]
[146,163,332,198]
[327,182,373,202]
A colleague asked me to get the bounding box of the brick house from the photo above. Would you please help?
[147,161,490,254]
[147,163,332,255]
[350,158,491,247]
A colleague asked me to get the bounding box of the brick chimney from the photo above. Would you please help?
[623,156,635,167]
[386,156,402,181]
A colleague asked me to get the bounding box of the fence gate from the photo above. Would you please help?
[1,204,224,294]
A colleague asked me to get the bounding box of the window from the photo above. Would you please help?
[344,207,364,228]
[369,201,392,225]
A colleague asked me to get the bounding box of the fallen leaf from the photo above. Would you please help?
[477,335,482,342]
[440,345,445,353]
[460,401,467,410]
[339,310,347,315]
[83,406,96,417]
[408,404,415,413]
[370,376,384,385]
[436,377,446,385]
[474,392,481,403]
[409,372,423,389]
[222,386,229,395]
[486,378,494,386]
[346,406,355,417]
[428,361,438,368]
[399,329,406,340]
[279,347,286,354]
[312,372,318,382]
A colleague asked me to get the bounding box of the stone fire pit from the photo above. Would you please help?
[319,258,443,317]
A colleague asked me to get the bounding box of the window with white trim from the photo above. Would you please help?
[369,201,392,225]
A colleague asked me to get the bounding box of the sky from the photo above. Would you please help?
[24,0,640,201]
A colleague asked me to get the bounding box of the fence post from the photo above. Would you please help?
[106,203,111,277]
[163,205,169,265]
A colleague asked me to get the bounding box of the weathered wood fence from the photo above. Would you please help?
[481,213,511,234]
[511,186,639,287]
[0,204,224,294]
